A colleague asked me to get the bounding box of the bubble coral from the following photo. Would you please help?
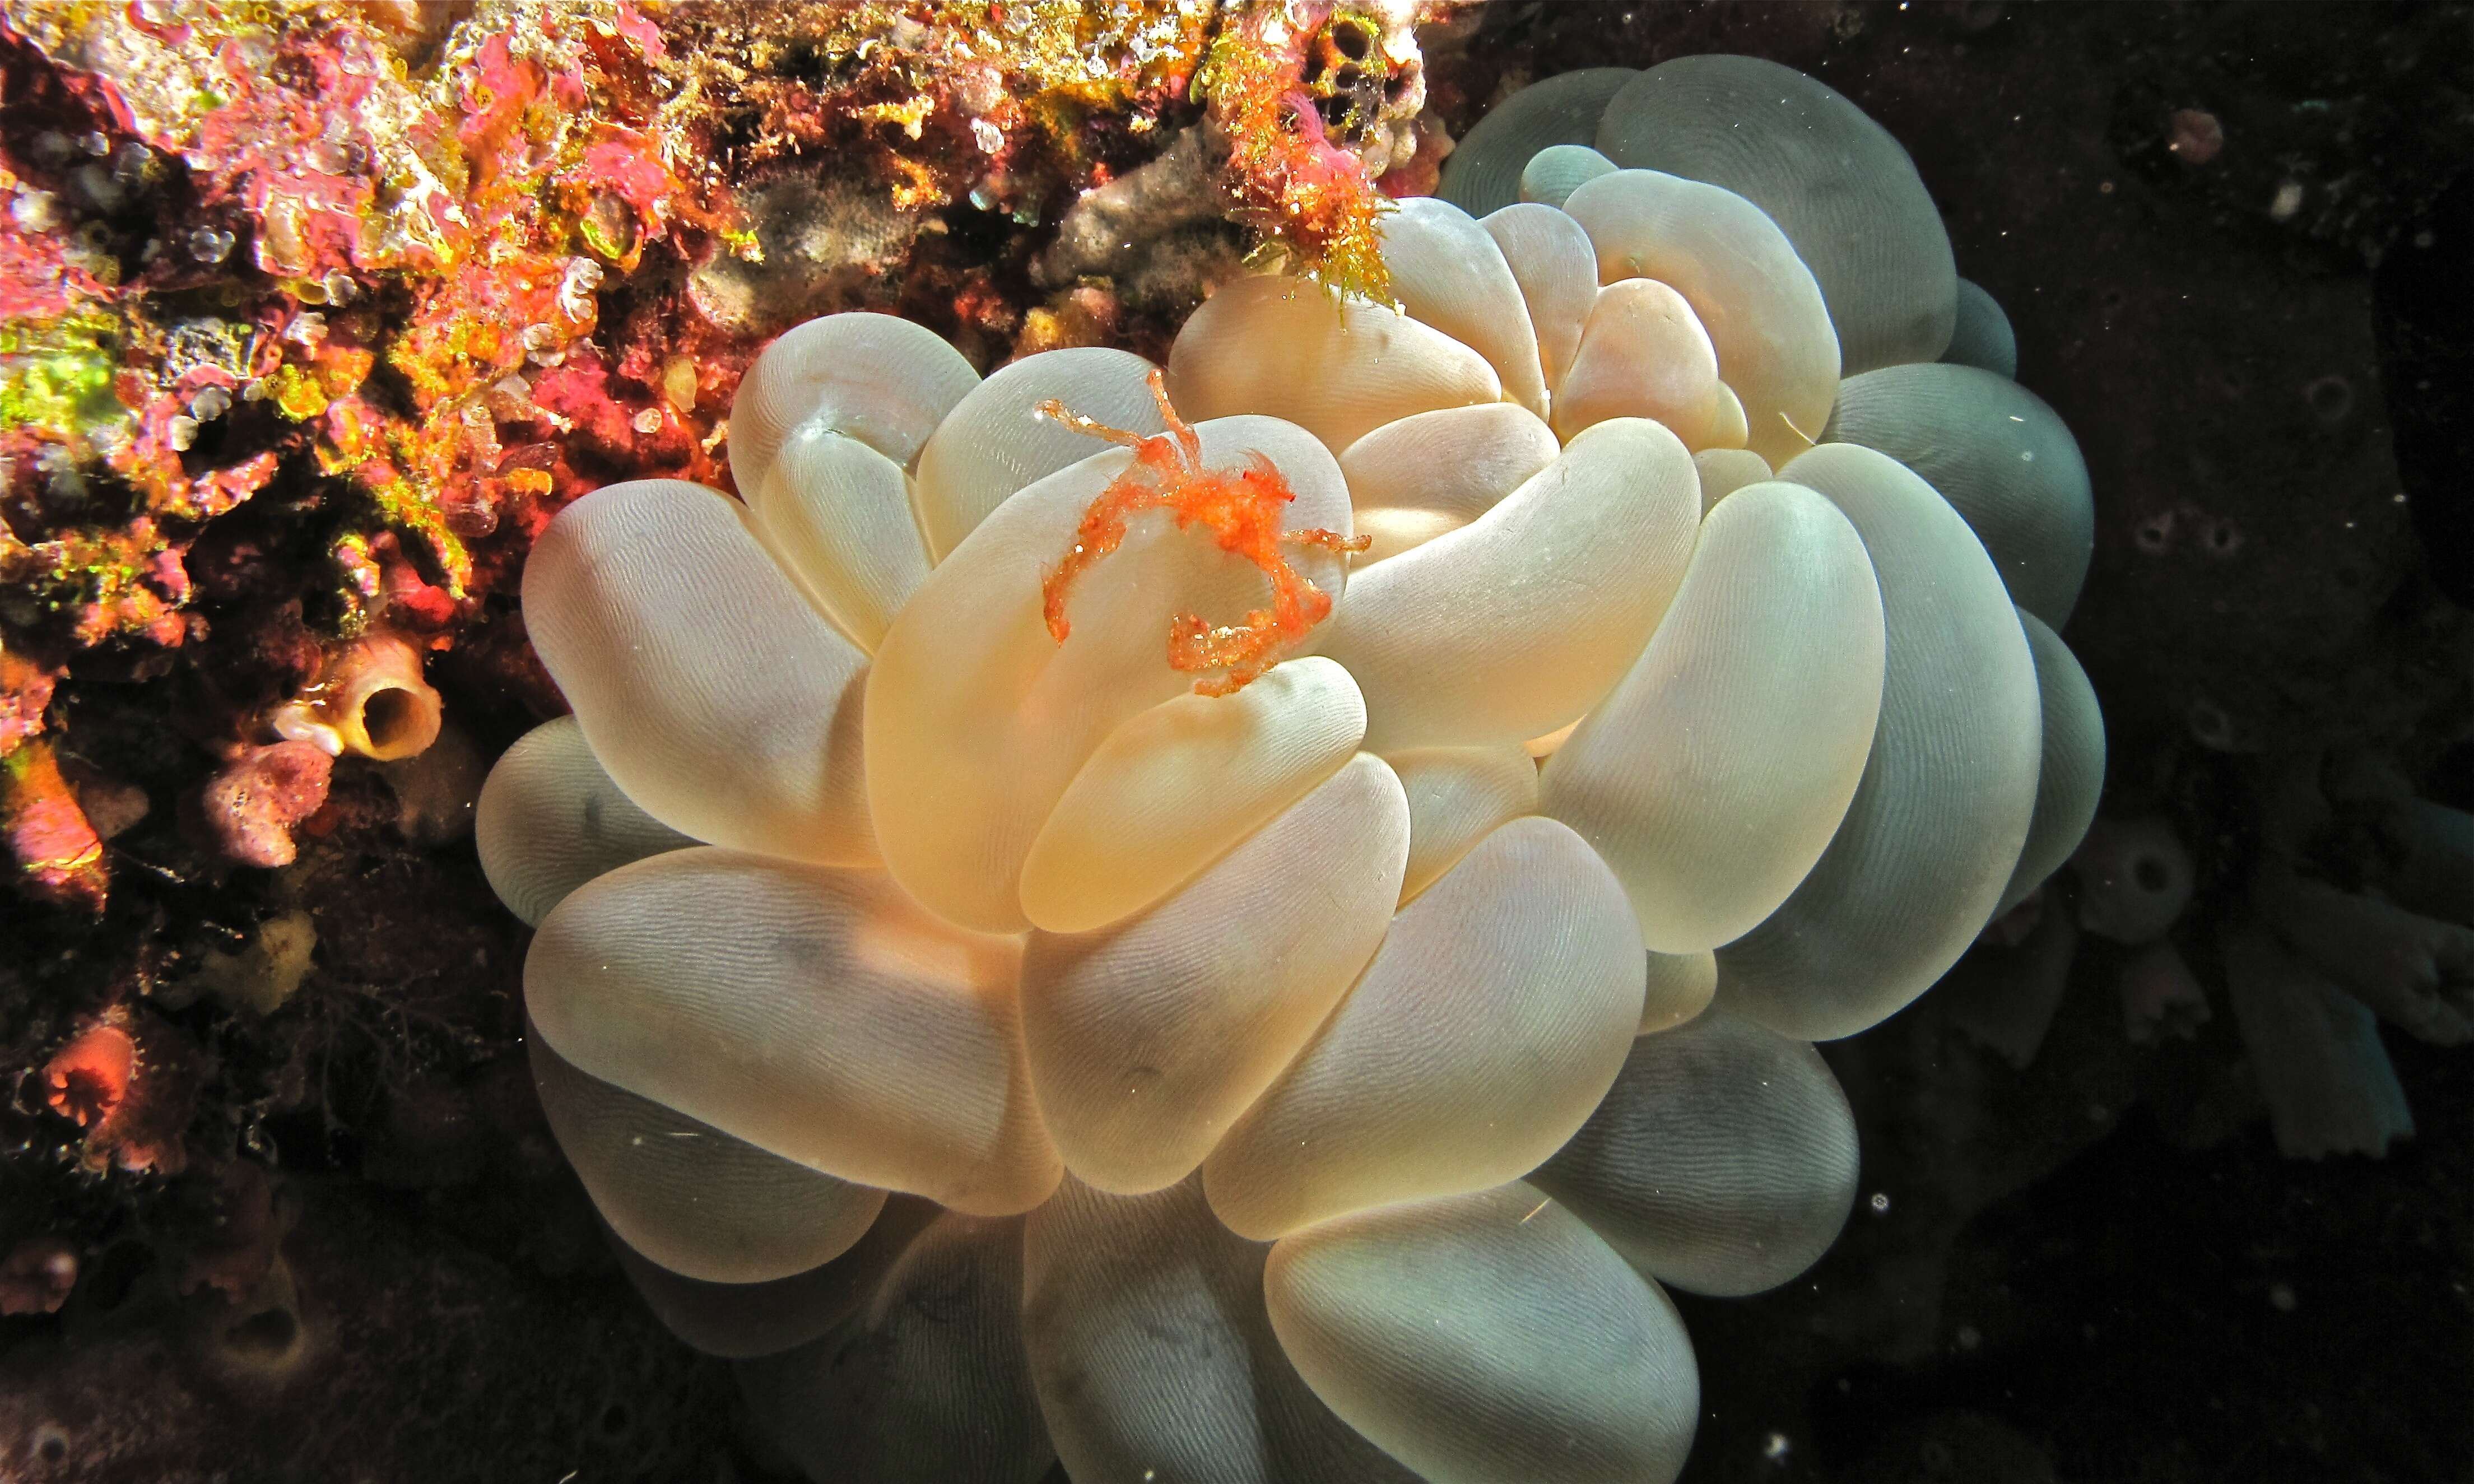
[480,54,2103,1484]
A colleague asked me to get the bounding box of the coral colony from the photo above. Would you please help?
[489,50,2105,1483]
[4,4,2468,1481]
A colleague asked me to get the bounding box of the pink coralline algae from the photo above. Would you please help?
[0,735,106,910]
[0,0,745,899]
[200,739,336,869]
[0,1,1467,904]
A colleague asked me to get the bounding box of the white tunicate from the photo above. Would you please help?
[1597,55,1957,373]
[527,848,1060,1215]
[2385,798,2474,929]
[1997,610,2106,914]
[1021,1176,1421,1484]
[1165,275,1501,454]
[745,423,931,650]
[1019,657,1369,934]
[868,417,1353,933]
[2252,867,2474,1046]
[1480,202,1600,391]
[2220,921,2415,1159]
[475,715,696,926]
[2071,815,2192,945]
[1379,196,1551,418]
[1824,361,2094,626]
[1338,403,1560,565]
[1318,417,1700,753]
[1265,1182,1699,1484]
[1205,817,1645,1240]
[1435,67,1639,217]
[1561,169,1841,466]
[914,347,1165,562]
[1533,1011,1858,1297]
[1713,444,2041,1041]
[1545,480,1884,954]
[529,1033,885,1285]
[1019,756,1407,1196]
[730,311,982,499]
[522,480,876,864]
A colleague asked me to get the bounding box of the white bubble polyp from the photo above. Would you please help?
[484,54,2104,1484]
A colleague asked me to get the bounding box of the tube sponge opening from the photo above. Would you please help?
[2072,816,2194,946]
[272,630,443,761]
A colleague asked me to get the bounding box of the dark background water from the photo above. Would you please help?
[1524,6,2474,1480]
